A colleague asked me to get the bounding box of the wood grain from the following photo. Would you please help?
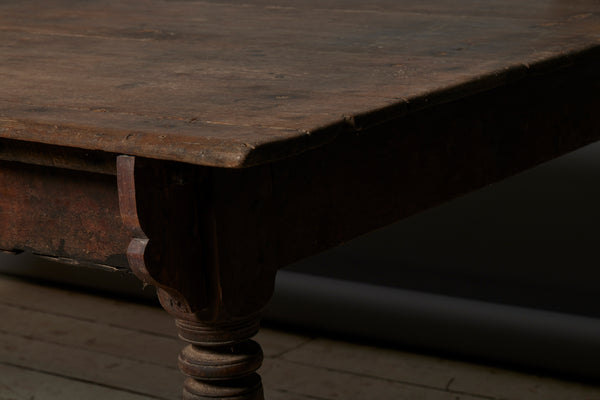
[0,161,129,267]
[280,339,600,400]
[2,275,600,400]
[0,274,311,357]
[1,45,598,304]
[1,0,598,167]
[0,364,158,400]
[208,58,600,285]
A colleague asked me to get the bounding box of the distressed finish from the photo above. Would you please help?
[116,156,266,399]
[1,0,599,399]
[0,159,128,268]
[1,0,599,167]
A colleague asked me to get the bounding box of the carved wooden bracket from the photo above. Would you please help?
[117,155,212,318]
[117,155,279,322]
[116,155,267,399]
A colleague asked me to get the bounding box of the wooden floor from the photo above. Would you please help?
[0,274,599,400]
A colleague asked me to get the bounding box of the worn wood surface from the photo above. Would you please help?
[0,160,129,267]
[1,3,599,397]
[1,53,598,309]
[116,156,267,399]
[2,274,600,400]
[1,0,598,167]
[208,58,600,297]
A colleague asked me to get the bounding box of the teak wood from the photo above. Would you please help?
[1,0,599,398]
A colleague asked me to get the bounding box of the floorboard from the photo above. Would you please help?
[0,363,157,400]
[1,274,599,400]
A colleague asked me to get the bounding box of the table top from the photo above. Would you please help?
[1,0,599,168]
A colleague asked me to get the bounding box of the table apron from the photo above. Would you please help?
[0,160,129,268]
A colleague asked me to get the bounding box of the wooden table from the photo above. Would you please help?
[1,1,599,398]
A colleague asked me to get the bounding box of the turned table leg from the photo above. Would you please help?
[176,317,264,400]
[117,155,274,399]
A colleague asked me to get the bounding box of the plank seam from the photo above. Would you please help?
[280,359,498,400]
[0,361,171,400]
[0,300,177,340]
[0,328,179,371]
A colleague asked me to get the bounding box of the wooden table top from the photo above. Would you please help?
[1,0,599,168]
